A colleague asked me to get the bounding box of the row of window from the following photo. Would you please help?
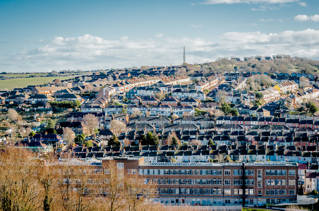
[265,189,295,195]
[159,188,255,195]
[158,188,296,196]
[148,178,256,186]
[265,169,296,176]
[265,179,296,186]
[140,169,223,176]
[140,168,259,176]
[157,178,222,185]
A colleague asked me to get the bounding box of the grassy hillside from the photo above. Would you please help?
[0,76,73,90]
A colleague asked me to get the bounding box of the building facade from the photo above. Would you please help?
[102,158,298,207]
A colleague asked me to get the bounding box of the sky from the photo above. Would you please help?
[0,0,319,72]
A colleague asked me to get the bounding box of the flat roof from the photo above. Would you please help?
[141,161,297,167]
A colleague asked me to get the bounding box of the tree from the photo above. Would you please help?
[110,120,126,137]
[47,119,56,129]
[306,102,318,115]
[131,108,141,118]
[167,132,181,147]
[255,92,263,100]
[139,132,159,146]
[108,135,121,147]
[0,148,42,211]
[221,102,238,116]
[82,114,99,136]
[63,127,75,146]
[190,140,202,146]
[74,134,86,146]
[230,108,239,116]
[221,102,232,115]
[103,160,158,211]
[0,147,162,211]
[7,108,21,122]
[299,76,310,89]
[208,139,215,146]
[29,131,36,137]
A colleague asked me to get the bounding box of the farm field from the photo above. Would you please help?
[0,76,73,90]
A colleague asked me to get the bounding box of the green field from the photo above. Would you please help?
[0,76,73,90]
[0,73,49,78]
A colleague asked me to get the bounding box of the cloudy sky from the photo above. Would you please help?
[0,0,319,72]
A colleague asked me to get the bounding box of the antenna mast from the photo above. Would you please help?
[183,46,186,65]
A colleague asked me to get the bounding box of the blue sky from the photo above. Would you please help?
[0,0,319,72]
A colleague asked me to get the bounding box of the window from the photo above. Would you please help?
[117,162,124,169]
[234,179,242,185]
[160,169,164,175]
[224,179,231,185]
[289,180,296,186]
[258,169,262,178]
[281,179,286,186]
[233,169,243,176]
[128,169,137,175]
[245,179,254,185]
[245,169,254,176]
[289,170,296,176]
[224,189,231,195]
[224,169,231,176]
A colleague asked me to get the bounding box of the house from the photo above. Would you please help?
[261,88,280,104]
[53,89,72,97]
[28,94,48,104]
[149,105,171,116]
[104,105,126,116]
[5,94,26,104]
[278,81,298,93]
[171,106,194,117]
[295,89,319,104]
[179,97,198,107]
[55,93,81,102]
[30,133,62,145]
[139,96,159,106]
[81,103,103,113]
[161,96,178,106]
[172,89,205,101]
[304,172,319,194]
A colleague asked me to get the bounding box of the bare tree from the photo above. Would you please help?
[131,108,141,118]
[0,148,42,211]
[7,108,21,122]
[63,127,76,146]
[109,120,126,137]
[299,76,310,89]
[82,114,99,137]
[190,140,202,146]
[167,132,181,146]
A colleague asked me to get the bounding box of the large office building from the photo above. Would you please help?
[102,157,298,207]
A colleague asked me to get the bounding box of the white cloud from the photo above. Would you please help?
[191,24,203,29]
[4,29,319,72]
[155,33,164,38]
[298,2,307,7]
[294,14,309,21]
[294,14,319,22]
[312,15,319,22]
[202,0,299,5]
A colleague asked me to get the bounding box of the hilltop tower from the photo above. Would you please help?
[183,46,186,65]
[183,46,187,66]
